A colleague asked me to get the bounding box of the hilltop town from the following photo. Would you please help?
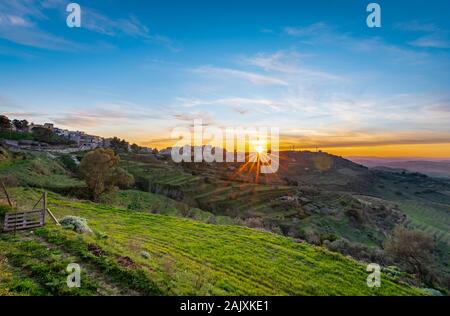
[0,114,155,154]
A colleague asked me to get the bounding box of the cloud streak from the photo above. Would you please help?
[0,0,178,52]
[192,66,288,86]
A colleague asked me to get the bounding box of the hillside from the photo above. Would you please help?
[0,188,422,296]
[350,158,450,179]
[0,147,447,295]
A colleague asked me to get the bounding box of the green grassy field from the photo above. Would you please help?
[0,151,83,191]
[0,187,423,296]
[399,201,450,244]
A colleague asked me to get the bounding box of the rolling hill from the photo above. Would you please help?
[1,188,422,296]
[1,147,448,295]
[350,158,450,179]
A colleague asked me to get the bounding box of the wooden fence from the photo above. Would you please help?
[3,209,45,232]
[1,190,59,232]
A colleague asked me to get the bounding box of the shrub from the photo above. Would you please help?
[58,155,79,173]
[344,208,364,224]
[205,215,217,224]
[421,288,443,296]
[326,238,389,264]
[0,175,18,187]
[60,216,92,234]
[384,226,435,282]
[304,229,321,245]
[243,217,264,229]
[320,233,339,243]
[140,251,151,259]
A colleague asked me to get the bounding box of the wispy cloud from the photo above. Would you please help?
[284,22,430,63]
[284,22,331,37]
[0,0,83,51]
[176,97,282,113]
[396,20,450,49]
[395,20,439,33]
[0,0,178,52]
[192,66,288,86]
[48,102,164,128]
[410,34,450,49]
[243,50,342,81]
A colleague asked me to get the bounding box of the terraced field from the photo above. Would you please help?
[120,155,295,217]
[399,201,450,244]
[0,188,422,296]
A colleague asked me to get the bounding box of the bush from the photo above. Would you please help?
[384,226,435,282]
[205,215,217,224]
[0,131,33,141]
[58,155,79,173]
[60,216,92,234]
[326,238,389,264]
[320,233,339,243]
[140,251,151,259]
[421,288,443,296]
[344,208,364,224]
[304,229,321,245]
[243,217,264,229]
[0,175,19,187]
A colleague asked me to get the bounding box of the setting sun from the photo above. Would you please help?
[252,139,267,155]
[255,144,264,155]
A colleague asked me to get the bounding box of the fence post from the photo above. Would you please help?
[1,180,13,207]
[42,192,47,224]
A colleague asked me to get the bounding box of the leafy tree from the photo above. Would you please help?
[110,137,129,152]
[12,119,28,130]
[107,167,135,189]
[59,154,79,173]
[31,126,74,145]
[0,115,11,131]
[79,148,134,200]
[31,126,53,141]
[130,143,141,153]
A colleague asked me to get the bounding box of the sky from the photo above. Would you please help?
[1,0,450,157]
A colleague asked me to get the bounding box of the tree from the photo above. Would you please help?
[12,119,28,131]
[0,115,11,131]
[79,148,134,200]
[31,126,73,145]
[107,167,134,189]
[384,226,435,282]
[31,126,54,143]
[130,143,141,153]
[110,137,129,152]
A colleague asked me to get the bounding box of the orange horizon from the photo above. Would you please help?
[135,140,450,159]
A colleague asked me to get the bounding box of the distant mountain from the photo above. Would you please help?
[349,157,450,178]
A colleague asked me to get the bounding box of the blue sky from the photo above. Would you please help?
[1,0,450,155]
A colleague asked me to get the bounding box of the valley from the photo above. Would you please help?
[1,146,448,295]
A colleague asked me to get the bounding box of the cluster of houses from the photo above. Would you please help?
[24,122,106,150]
[2,121,156,154]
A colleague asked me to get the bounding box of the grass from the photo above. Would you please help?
[99,189,234,225]
[0,235,100,296]
[399,201,450,244]
[0,131,34,141]
[1,187,424,296]
[0,152,83,191]
[0,252,42,296]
